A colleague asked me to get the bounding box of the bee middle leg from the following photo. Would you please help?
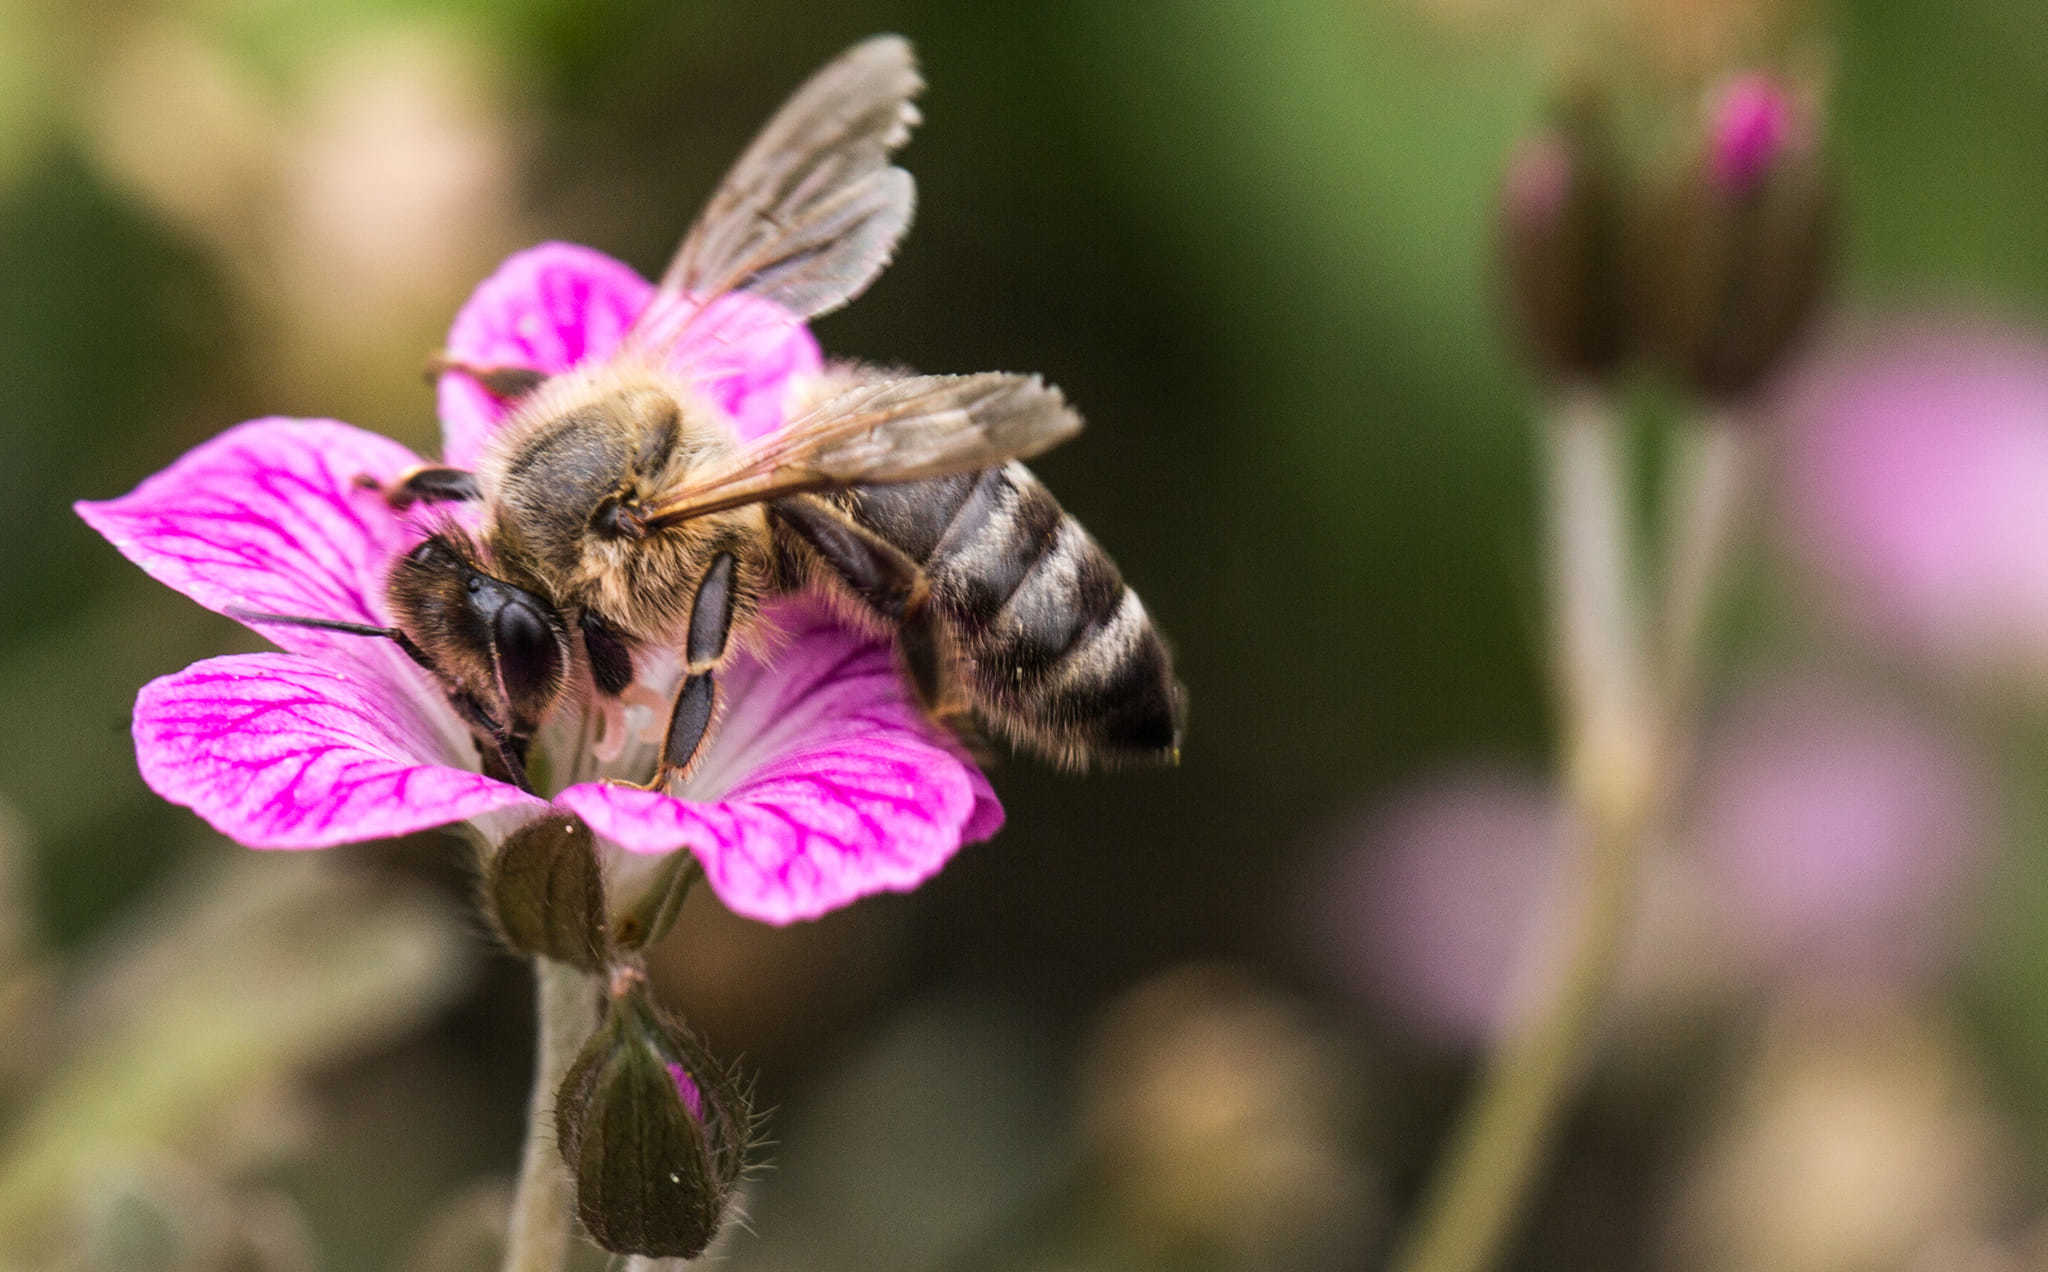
[639,551,740,792]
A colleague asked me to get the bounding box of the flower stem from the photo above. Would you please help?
[502,959,595,1272]
[1658,410,1748,722]
[1390,388,1743,1272]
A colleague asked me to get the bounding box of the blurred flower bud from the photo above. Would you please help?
[1499,95,1631,382]
[1709,74,1798,197]
[398,1182,510,1272]
[1664,997,2011,1272]
[553,974,751,1258]
[1081,965,1379,1269]
[80,1160,318,1272]
[1632,73,1831,400]
[486,813,608,970]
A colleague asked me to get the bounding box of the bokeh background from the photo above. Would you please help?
[4,0,2048,1268]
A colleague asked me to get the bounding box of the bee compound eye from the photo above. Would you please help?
[493,600,565,712]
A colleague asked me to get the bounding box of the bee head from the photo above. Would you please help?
[386,532,572,753]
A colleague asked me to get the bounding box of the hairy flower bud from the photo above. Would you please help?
[1498,96,1630,381]
[486,812,610,969]
[554,973,752,1258]
[1631,74,1831,400]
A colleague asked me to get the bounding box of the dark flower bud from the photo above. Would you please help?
[1498,93,1630,381]
[554,971,752,1258]
[1630,74,1831,400]
[486,812,609,970]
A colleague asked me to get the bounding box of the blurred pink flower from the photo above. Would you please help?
[78,243,1001,925]
[1776,315,2048,680]
[1313,769,1570,1045]
[1316,679,1993,1043]
[1692,676,1992,985]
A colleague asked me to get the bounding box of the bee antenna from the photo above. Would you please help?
[227,607,434,670]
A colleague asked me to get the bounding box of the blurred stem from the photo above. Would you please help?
[503,959,594,1272]
[1392,387,1720,1272]
[1544,388,1651,749]
[1658,410,1749,725]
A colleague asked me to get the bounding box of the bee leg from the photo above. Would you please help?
[450,692,533,792]
[897,601,977,728]
[359,465,479,510]
[636,552,739,791]
[643,671,718,791]
[580,612,636,697]
[770,495,974,729]
[425,354,549,404]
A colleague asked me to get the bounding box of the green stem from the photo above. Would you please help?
[1658,411,1749,726]
[1385,782,1649,1272]
[502,959,595,1272]
[1391,388,1724,1272]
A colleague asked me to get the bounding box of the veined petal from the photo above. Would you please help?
[665,291,824,443]
[557,602,1002,925]
[76,418,425,671]
[135,653,545,849]
[437,242,654,469]
[437,242,824,463]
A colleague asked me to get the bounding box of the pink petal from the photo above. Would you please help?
[76,418,424,671]
[436,242,824,464]
[665,1062,706,1121]
[1708,74,1801,197]
[557,603,1002,925]
[666,291,825,443]
[135,653,544,849]
[437,242,654,469]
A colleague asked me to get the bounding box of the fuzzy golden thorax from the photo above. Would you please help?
[475,369,770,645]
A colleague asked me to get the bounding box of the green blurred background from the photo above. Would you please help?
[3,0,2047,1268]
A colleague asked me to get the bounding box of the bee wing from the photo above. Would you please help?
[643,373,1081,526]
[627,35,920,357]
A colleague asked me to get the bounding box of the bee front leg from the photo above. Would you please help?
[359,465,479,510]
[449,692,533,792]
[637,551,739,792]
[425,354,549,404]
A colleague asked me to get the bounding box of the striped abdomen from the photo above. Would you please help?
[842,462,1183,768]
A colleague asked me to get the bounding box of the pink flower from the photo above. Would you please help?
[1776,315,2048,681]
[77,242,1002,925]
[1314,676,1993,1043]
[1691,675,1992,986]
[1312,769,1573,1046]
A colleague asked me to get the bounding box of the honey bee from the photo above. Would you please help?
[249,36,1183,792]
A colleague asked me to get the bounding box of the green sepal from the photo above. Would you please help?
[1498,89,1631,382]
[553,979,751,1258]
[1629,117,1832,401]
[611,851,704,951]
[485,813,609,970]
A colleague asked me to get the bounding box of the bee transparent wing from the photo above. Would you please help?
[643,373,1081,526]
[632,35,921,352]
